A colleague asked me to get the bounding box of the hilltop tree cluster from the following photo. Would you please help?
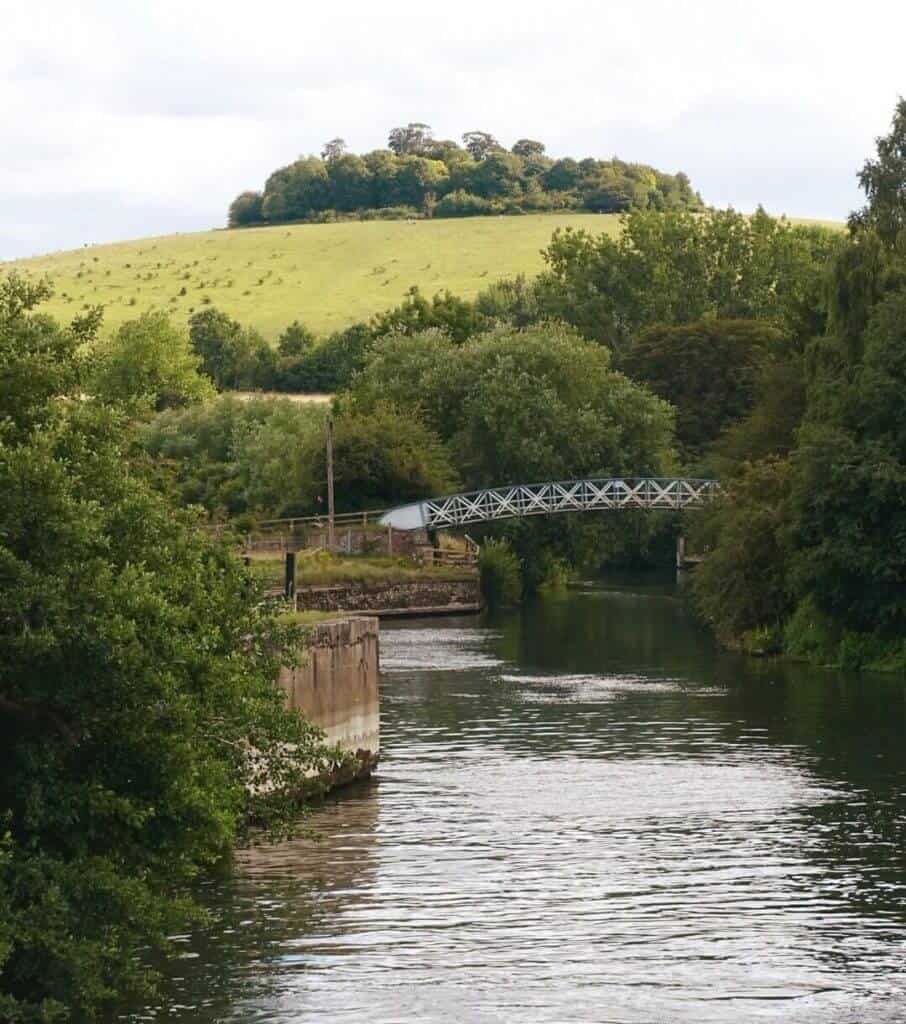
[228,122,702,226]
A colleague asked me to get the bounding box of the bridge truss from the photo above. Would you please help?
[379,477,720,531]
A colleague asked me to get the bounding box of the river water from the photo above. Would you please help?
[134,577,906,1023]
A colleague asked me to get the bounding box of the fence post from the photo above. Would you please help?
[387,524,393,556]
[284,551,296,603]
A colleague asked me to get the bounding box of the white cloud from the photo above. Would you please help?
[2,0,904,258]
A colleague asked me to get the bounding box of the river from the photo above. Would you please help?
[130,576,906,1023]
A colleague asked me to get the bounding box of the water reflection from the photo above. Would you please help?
[132,577,906,1023]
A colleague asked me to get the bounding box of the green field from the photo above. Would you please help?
[5,214,623,340]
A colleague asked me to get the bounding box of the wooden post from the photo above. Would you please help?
[676,534,686,571]
[326,416,336,553]
[387,524,393,556]
[284,551,296,603]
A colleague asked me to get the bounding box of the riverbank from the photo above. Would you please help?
[253,552,482,617]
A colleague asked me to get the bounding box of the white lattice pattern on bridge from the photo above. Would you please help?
[380,478,720,530]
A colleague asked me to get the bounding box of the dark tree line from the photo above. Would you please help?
[228,122,702,226]
[691,98,906,669]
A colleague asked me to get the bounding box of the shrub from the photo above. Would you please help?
[479,538,522,608]
[434,190,495,218]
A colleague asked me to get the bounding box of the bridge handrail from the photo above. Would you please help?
[379,477,721,530]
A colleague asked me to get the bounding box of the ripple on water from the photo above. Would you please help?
[133,607,906,1023]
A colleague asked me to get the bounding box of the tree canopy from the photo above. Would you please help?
[348,322,676,488]
[228,124,702,226]
[621,319,784,456]
[0,278,326,1019]
[91,310,215,411]
[530,207,841,352]
[691,98,906,667]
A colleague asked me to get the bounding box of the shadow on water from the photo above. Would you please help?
[127,574,906,1024]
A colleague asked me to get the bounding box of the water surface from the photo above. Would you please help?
[133,578,906,1023]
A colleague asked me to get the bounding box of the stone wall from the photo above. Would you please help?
[278,616,380,778]
[297,577,481,616]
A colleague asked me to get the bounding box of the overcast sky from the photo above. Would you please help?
[2,0,904,260]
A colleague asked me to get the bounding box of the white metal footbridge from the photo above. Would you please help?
[378,477,720,530]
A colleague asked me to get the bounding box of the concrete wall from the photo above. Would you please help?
[297,577,481,616]
[278,616,380,775]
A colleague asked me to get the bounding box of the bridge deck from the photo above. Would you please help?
[379,478,720,530]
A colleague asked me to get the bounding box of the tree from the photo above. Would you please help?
[275,323,373,393]
[621,319,783,455]
[299,403,458,511]
[228,128,701,224]
[393,156,449,209]
[320,136,347,162]
[0,273,98,440]
[350,322,676,487]
[387,122,433,156]
[142,396,326,518]
[466,151,525,199]
[544,157,582,191]
[362,149,402,207]
[227,190,263,227]
[788,289,906,637]
[188,307,244,386]
[850,96,906,246]
[369,285,481,344]
[534,208,841,351]
[188,307,276,390]
[277,320,316,357]
[326,153,372,211]
[512,138,546,158]
[692,98,906,663]
[260,157,330,221]
[691,458,794,647]
[0,281,325,1019]
[92,311,215,411]
[462,130,500,161]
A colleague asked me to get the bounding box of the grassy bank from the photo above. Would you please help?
[6,213,622,340]
[251,552,475,589]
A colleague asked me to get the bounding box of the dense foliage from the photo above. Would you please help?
[142,396,328,519]
[0,276,327,1020]
[348,322,676,487]
[348,321,678,583]
[527,207,841,352]
[692,98,906,668]
[91,310,215,411]
[228,123,702,227]
[621,319,785,456]
[478,539,522,609]
[142,396,455,520]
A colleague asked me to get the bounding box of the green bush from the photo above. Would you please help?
[782,597,841,663]
[434,190,495,218]
[479,538,522,608]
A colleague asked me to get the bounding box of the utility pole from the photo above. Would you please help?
[326,415,336,552]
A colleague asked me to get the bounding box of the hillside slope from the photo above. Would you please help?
[6,214,623,340]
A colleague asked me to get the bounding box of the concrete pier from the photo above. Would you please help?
[278,616,380,779]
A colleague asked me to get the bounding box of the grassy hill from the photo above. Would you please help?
[5,214,625,340]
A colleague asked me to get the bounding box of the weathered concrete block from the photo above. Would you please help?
[277,616,380,773]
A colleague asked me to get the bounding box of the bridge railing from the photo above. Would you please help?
[380,477,721,530]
